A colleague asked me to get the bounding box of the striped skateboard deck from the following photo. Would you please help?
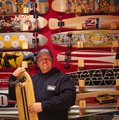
[57,50,118,71]
[15,71,38,120]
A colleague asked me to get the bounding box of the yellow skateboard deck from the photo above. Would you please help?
[15,71,38,120]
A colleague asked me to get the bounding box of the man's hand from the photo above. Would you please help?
[13,67,25,77]
[28,102,43,113]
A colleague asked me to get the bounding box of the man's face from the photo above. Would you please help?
[37,53,53,73]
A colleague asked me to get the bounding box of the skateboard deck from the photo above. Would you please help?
[75,90,119,106]
[51,30,119,48]
[0,15,47,32]
[15,71,38,120]
[57,50,118,70]
[49,15,119,30]
[0,51,35,68]
[67,68,119,86]
[52,0,119,14]
[0,32,48,50]
[0,0,49,15]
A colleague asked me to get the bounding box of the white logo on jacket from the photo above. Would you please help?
[47,85,56,91]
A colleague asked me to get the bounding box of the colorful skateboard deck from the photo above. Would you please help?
[15,71,38,120]
[57,50,118,71]
[75,90,119,106]
[67,68,119,86]
[0,0,49,15]
[52,0,119,14]
[0,32,48,50]
[0,15,47,32]
[0,51,35,68]
[49,15,119,30]
[51,30,119,48]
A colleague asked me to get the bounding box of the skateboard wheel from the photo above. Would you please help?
[64,64,70,69]
[67,33,72,37]
[19,75,26,83]
[65,51,71,56]
[58,21,64,27]
[34,28,39,32]
[67,45,72,50]
[33,14,38,19]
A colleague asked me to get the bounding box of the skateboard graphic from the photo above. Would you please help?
[67,68,119,86]
[0,0,49,15]
[75,90,119,106]
[0,32,48,50]
[51,30,119,49]
[0,51,35,68]
[15,71,38,120]
[0,15,47,32]
[52,0,119,14]
[49,15,119,30]
[57,50,118,70]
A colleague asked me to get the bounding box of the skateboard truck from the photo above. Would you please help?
[32,32,39,48]
[66,33,73,50]
[8,75,26,87]
[64,51,71,69]
[58,16,64,32]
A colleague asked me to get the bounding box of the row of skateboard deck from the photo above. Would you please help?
[1,0,119,15]
[0,50,118,69]
[0,15,119,32]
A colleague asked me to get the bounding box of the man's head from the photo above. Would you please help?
[36,48,53,73]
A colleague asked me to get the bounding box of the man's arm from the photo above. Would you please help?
[8,74,17,101]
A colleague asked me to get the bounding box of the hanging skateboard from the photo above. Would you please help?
[0,51,35,68]
[57,50,118,71]
[51,0,119,14]
[0,32,48,50]
[0,0,49,15]
[51,30,119,49]
[49,15,119,30]
[67,68,119,86]
[0,15,47,32]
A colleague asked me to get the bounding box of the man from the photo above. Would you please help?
[9,48,76,120]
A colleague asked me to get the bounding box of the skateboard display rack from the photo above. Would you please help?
[0,0,119,120]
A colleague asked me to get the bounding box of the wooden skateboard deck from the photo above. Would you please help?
[49,15,119,30]
[0,0,49,15]
[52,0,119,14]
[0,32,48,50]
[0,15,47,32]
[75,90,119,106]
[57,50,117,70]
[15,71,38,120]
[0,51,35,68]
[51,30,119,48]
[67,68,119,86]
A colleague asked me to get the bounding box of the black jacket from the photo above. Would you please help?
[9,67,76,120]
